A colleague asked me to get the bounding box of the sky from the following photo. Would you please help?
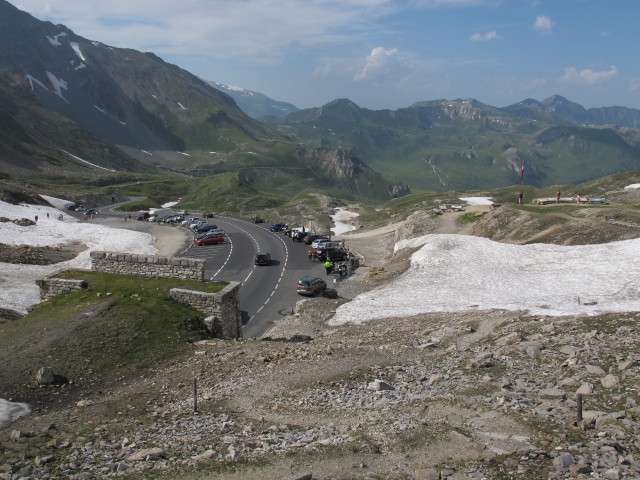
[10,0,640,111]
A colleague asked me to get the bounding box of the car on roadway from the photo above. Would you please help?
[203,212,214,218]
[296,276,327,296]
[252,216,264,223]
[269,223,288,232]
[254,252,271,265]
[194,234,225,246]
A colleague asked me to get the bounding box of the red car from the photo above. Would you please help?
[194,234,225,246]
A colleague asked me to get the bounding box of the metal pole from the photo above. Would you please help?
[193,378,198,413]
[576,393,583,423]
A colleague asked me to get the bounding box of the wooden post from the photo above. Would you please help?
[576,393,583,423]
[193,378,198,413]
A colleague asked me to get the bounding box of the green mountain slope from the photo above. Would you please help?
[0,69,152,177]
[0,0,276,152]
[264,98,640,192]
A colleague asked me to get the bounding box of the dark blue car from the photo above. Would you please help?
[269,223,288,232]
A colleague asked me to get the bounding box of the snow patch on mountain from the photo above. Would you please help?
[70,42,86,61]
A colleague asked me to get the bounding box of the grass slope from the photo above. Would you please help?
[0,272,223,405]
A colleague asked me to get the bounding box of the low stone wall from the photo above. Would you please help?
[170,282,242,339]
[36,278,88,300]
[90,251,204,281]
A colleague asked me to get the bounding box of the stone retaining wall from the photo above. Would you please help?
[90,251,204,281]
[36,278,88,300]
[170,282,242,339]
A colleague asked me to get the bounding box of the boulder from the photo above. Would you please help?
[367,379,395,391]
[601,375,620,388]
[411,468,440,480]
[585,365,606,376]
[36,367,55,385]
[553,453,575,470]
[576,383,594,395]
[126,447,165,462]
[540,389,566,401]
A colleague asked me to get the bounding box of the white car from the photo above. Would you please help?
[190,220,209,230]
[311,238,331,249]
[181,217,200,227]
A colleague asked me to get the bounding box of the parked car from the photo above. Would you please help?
[190,220,209,230]
[84,208,98,216]
[296,276,327,296]
[163,214,184,224]
[252,216,264,223]
[194,234,225,246]
[302,234,325,245]
[203,212,214,218]
[310,238,331,249]
[181,217,200,227]
[195,224,218,234]
[316,247,348,262]
[269,223,288,232]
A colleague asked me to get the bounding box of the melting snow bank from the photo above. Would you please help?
[329,233,640,325]
[0,399,31,431]
[331,208,359,236]
[0,199,157,314]
[459,196,493,205]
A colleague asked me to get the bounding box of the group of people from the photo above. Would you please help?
[324,259,348,277]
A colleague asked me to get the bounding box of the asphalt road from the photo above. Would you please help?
[184,217,330,337]
[94,202,330,337]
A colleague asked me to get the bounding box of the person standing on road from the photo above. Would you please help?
[556,191,561,203]
[324,259,333,275]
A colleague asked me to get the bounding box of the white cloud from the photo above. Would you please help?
[354,46,405,83]
[470,30,500,42]
[629,77,640,92]
[560,65,618,85]
[15,0,384,61]
[532,15,554,35]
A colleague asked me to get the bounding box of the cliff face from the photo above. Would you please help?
[388,182,411,198]
[294,148,392,202]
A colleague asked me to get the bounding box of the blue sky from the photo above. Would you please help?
[13,0,640,110]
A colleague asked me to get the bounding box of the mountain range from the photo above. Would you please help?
[263,97,640,191]
[208,82,298,119]
[0,0,639,200]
